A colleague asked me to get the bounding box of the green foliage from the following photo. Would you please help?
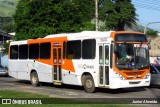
[146,29,158,37]
[14,0,138,40]
[99,0,137,31]
[0,17,14,34]
[1,18,14,33]
[0,90,49,98]
[14,0,94,40]
[2,42,10,54]
[81,21,95,31]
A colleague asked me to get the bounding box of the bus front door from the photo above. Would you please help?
[99,44,110,86]
[53,47,62,84]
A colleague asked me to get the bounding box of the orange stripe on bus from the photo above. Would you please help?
[62,59,75,72]
[28,36,75,72]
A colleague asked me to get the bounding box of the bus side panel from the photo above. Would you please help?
[61,60,99,86]
[8,60,18,79]
[17,60,30,80]
[62,69,81,85]
[28,61,53,83]
[8,60,30,80]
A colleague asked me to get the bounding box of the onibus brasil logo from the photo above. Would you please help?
[2,99,42,104]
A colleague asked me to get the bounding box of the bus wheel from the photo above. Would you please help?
[83,75,96,93]
[30,72,39,87]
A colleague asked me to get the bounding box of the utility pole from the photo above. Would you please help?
[144,22,160,34]
[95,0,98,31]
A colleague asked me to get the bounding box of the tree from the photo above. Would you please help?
[14,0,95,40]
[0,17,14,33]
[99,0,137,31]
[146,29,158,37]
[2,42,10,55]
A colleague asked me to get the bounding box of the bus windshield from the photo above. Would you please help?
[115,44,149,69]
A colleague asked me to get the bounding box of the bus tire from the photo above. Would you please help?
[30,71,39,87]
[83,75,96,93]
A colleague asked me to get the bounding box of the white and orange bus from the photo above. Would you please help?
[8,31,150,93]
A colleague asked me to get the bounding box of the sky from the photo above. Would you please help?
[132,0,160,32]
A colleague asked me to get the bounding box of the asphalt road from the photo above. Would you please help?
[0,76,160,99]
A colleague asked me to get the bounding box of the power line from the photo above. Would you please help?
[132,1,160,32]
[144,22,160,33]
[136,0,160,6]
[132,0,160,11]
[136,18,160,32]
[133,1,160,11]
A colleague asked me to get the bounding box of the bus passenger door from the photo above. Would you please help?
[53,47,62,84]
[99,44,110,86]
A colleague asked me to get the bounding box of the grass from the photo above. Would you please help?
[0,90,48,98]
[0,90,141,107]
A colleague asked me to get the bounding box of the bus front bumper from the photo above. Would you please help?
[108,77,150,89]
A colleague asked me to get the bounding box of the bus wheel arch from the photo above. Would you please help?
[81,73,96,93]
[30,70,39,87]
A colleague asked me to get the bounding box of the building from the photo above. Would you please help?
[149,36,160,57]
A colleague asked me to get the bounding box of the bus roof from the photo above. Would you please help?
[10,31,145,45]
[10,40,27,45]
[45,31,113,40]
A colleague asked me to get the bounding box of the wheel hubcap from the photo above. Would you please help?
[32,75,37,84]
[86,79,93,89]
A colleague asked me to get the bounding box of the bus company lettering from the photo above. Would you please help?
[78,64,94,69]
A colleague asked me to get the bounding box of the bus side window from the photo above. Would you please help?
[19,45,28,59]
[82,39,96,59]
[29,43,39,59]
[40,42,51,59]
[66,40,81,59]
[10,45,18,59]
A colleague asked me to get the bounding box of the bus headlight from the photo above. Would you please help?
[114,72,125,80]
[144,72,150,79]
[119,74,125,80]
